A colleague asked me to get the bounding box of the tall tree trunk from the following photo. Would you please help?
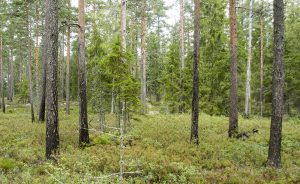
[78,0,89,144]
[190,0,200,145]
[9,49,14,101]
[27,4,35,123]
[121,0,126,49]
[259,0,264,118]
[228,0,238,137]
[179,0,185,112]
[267,0,285,168]
[45,0,59,159]
[0,25,4,113]
[140,0,147,113]
[60,33,64,100]
[39,18,47,122]
[245,0,254,118]
[66,3,71,115]
[35,4,39,117]
[180,0,185,70]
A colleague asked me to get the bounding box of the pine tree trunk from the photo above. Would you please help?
[140,0,147,113]
[66,8,71,115]
[27,4,35,123]
[228,0,238,137]
[259,6,264,118]
[9,49,14,101]
[35,4,39,117]
[190,0,200,145]
[267,0,285,168]
[245,0,254,118]
[179,0,185,112]
[78,0,89,144]
[45,0,59,159]
[60,33,64,100]
[0,27,4,112]
[39,8,47,122]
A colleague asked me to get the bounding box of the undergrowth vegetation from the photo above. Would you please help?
[0,102,299,183]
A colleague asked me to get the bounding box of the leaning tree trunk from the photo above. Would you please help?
[140,0,147,113]
[45,0,59,159]
[78,0,89,144]
[27,4,35,123]
[190,0,200,145]
[267,0,285,168]
[245,0,254,118]
[228,0,239,137]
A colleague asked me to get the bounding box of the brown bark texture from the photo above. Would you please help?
[78,0,89,144]
[267,0,285,168]
[45,0,59,159]
[190,0,200,145]
[228,0,238,138]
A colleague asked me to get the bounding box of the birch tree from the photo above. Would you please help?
[245,0,254,118]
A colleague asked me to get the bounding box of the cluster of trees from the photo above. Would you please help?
[0,0,298,168]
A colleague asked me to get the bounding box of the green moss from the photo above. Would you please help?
[0,158,17,171]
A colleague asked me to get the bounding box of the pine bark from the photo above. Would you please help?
[228,0,238,137]
[245,0,254,118]
[35,4,40,116]
[78,0,89,144]
[9,49,14,101]
[179,0,185,113]
[0,27,4,113]
[267,0,285,168]
[140,0,147,113]
[190,0,200,145]
[45,0,59,159]
[27,5,35,123]
[260,10,264,118]
[39,6,47,122]
[66,8,71,115]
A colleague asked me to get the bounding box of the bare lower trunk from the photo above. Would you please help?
[60,33,64,100]
[190,0,200,145]
[78,0,89,145]
[45,0,59,159]
[229,0,238,137]
[9,49,14,101]
[259,1,264,118]
[66,14,71,115]
[0,28,4,112]
[245,0,254,118]
[27,6,35,123]
[39,8,47,122]
[179,0,185,113]
[140,0,147,113]
[267,0,284,168]
[35,5,39,116]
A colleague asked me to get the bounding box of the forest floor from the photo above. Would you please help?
[0,102,299,184]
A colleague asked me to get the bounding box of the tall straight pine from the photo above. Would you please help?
[267,0,285,168]
[78,0,89,144]
[191,0,200,144]
[228,0,238,137]
[45,0,59,159]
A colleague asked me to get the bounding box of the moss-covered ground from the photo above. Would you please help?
[0,102,299,183]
